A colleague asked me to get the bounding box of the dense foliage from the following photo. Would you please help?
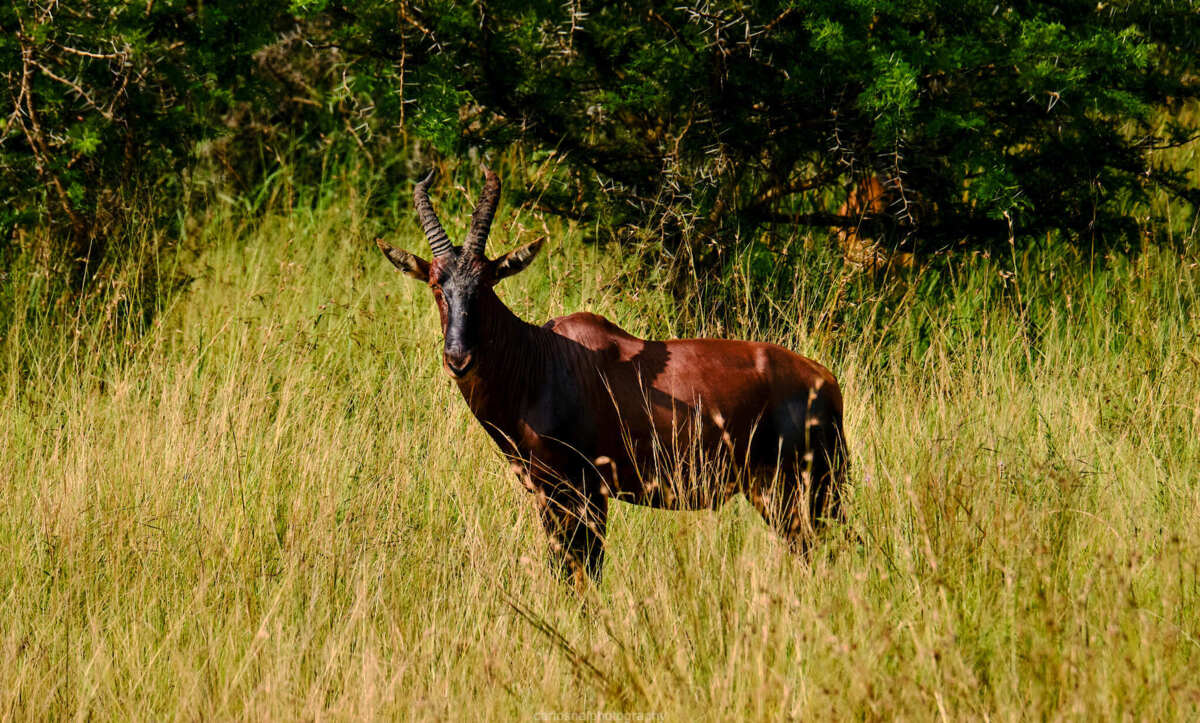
[321,0,1200,262]
[2,1,1198,282]
[0,2,277,267]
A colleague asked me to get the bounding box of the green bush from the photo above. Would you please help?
[0,3,273,259]
[307,0,1200,264]
[3,1,1198,291]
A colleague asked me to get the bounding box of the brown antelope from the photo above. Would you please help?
[836,175,917,270]
[377,168,847,584]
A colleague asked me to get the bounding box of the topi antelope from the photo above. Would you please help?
[377,168,847,584]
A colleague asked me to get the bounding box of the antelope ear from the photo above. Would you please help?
[490,238,545,284]
[377,239,430,281]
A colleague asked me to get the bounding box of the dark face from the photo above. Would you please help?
[377,235,544,380]
[429,254,488,378]
[378,168,544,380]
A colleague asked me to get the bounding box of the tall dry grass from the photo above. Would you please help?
[1,174,1199,719]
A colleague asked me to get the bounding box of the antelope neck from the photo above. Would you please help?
[453,288,551,410]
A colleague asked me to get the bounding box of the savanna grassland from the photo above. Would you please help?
[2,167,1199,720]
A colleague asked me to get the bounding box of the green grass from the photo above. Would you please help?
[2,178,1199,720]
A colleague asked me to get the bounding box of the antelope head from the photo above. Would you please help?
[377,167,544,378]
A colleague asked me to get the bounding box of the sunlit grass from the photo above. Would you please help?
[2,177,1199,719]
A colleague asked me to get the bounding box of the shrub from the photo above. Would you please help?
[3,1,1198,292]
[306,0,1200,269]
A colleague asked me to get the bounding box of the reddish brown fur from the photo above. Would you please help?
[380,170,847,585]
[431,272,846,583]
[836,175,917,269]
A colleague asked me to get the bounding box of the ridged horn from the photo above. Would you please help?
[413,170,454,259]
[463,166,501,258]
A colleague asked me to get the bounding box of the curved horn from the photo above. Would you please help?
[413,170,454,259]
[463,167,501,258]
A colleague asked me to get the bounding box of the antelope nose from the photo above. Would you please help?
[444,351,475,378]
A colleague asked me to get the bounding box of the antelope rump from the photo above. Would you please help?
[377,168,848,585]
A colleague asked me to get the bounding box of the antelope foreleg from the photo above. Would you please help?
[534,476,608,587]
